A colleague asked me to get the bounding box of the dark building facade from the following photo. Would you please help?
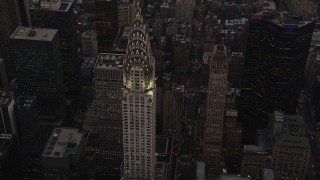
[0,134,22,180]
[95,0,118,52]
[10,27,67,125]
[0,59,9,92]
[239,11,315,143]
[0,0,21,78]
[30,1,80,102]
[0,96,16,135]
[82,53,124,178]
[15,96,44,179]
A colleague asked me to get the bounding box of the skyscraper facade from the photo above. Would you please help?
[202,45,228,177]
[14,96,43,179]
[0,96,16,135]
[122,4,156,179]
[272,136,310,179]
[0,59,9,92]
[95,0,118,52]
[239,11,315,143]
[30,0,79,101]
[175,0,194,23]
[118,0,138,28]
[0,0,21,77]
[0,134,22,180]
[10,27,67,125]
[84,53,124,177]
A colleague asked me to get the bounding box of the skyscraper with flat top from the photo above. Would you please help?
[202,45,228,177]
[10,27,67,125]
[30,0,79,102]
[239,11,314,143]
[122,2,156,179]
[95,0,118,52]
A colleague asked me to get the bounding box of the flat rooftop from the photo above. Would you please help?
[254,10,313,28]
[42,128,84,158]
[95,53,125,69]
[275,135,310,149]
[285,115,305,126]
[220,174,251,180]
[225,109,238,117]
[31,2,72,12]
[10,27,58,41]
[243,145,267,155]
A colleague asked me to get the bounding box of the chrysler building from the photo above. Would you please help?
[122,1,156,179]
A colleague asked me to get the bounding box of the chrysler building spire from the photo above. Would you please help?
[122,2,156,179]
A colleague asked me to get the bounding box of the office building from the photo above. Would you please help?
[95,0,118,52]
[0,134,22,180]
[118,0,138,27]
[239,11,314,143]
[0,96,16,135]
[122,6,156,179]
[86,53,124,177]
[0,59,9,92]
[272,135,310,179]
[15,96,43,179]
[10,27,67,125]
[30,0,80,101]
[17,0,33,26]
[175,0,194,23]
[228,52,244,89]
[241,145,269,179]
[41,128,85,179]
[155,136,174,180]
[162,84,184,140]
[82,30,98,57]
[202,45,228,177]
[93,53,124,121]
[0,0,21,77]
[287,0,318,16]
[269,110,306,137]
[223,110,242,174]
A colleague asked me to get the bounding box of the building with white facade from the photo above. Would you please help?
[122,1,156,179]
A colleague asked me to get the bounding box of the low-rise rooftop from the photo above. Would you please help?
[42,128,84,158]
[274,135,310,149]
[10,27,58,41]
[95,53,125,69]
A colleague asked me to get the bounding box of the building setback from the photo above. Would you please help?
[10,27,67,125]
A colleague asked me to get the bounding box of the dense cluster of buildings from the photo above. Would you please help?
[0,0,319,179]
